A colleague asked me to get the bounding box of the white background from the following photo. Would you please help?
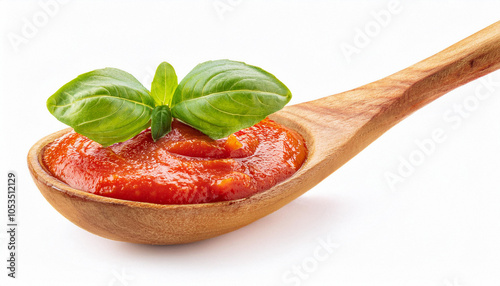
[1,1,500,285]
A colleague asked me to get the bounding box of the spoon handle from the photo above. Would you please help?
[276,21,500,168]
[291,20,500,143]
[378,20,500,120]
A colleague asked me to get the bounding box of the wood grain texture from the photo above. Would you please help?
[28,21,500,244]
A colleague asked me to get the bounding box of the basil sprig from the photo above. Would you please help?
[47,60,291,146]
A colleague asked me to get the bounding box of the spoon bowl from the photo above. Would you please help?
[28,21,500,244]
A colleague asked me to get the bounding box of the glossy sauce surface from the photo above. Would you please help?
[43,119,307,204]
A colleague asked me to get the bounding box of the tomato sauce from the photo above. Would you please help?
[42,119,307,204]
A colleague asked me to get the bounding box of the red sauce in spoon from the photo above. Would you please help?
[43,118,307,204]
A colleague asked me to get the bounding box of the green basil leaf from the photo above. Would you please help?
[46,68,155,147]
[151,105,173,141]
[171,59,291,139]
[151,62,178,106]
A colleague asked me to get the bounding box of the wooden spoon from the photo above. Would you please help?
[28,21,500,245]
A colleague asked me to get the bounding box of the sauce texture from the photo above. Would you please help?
[43,119,307,204]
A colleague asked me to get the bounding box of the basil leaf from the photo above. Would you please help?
[151,105,173,141]
[47,68,155,147]
[151,62,178,106]
[171,60,291,139]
